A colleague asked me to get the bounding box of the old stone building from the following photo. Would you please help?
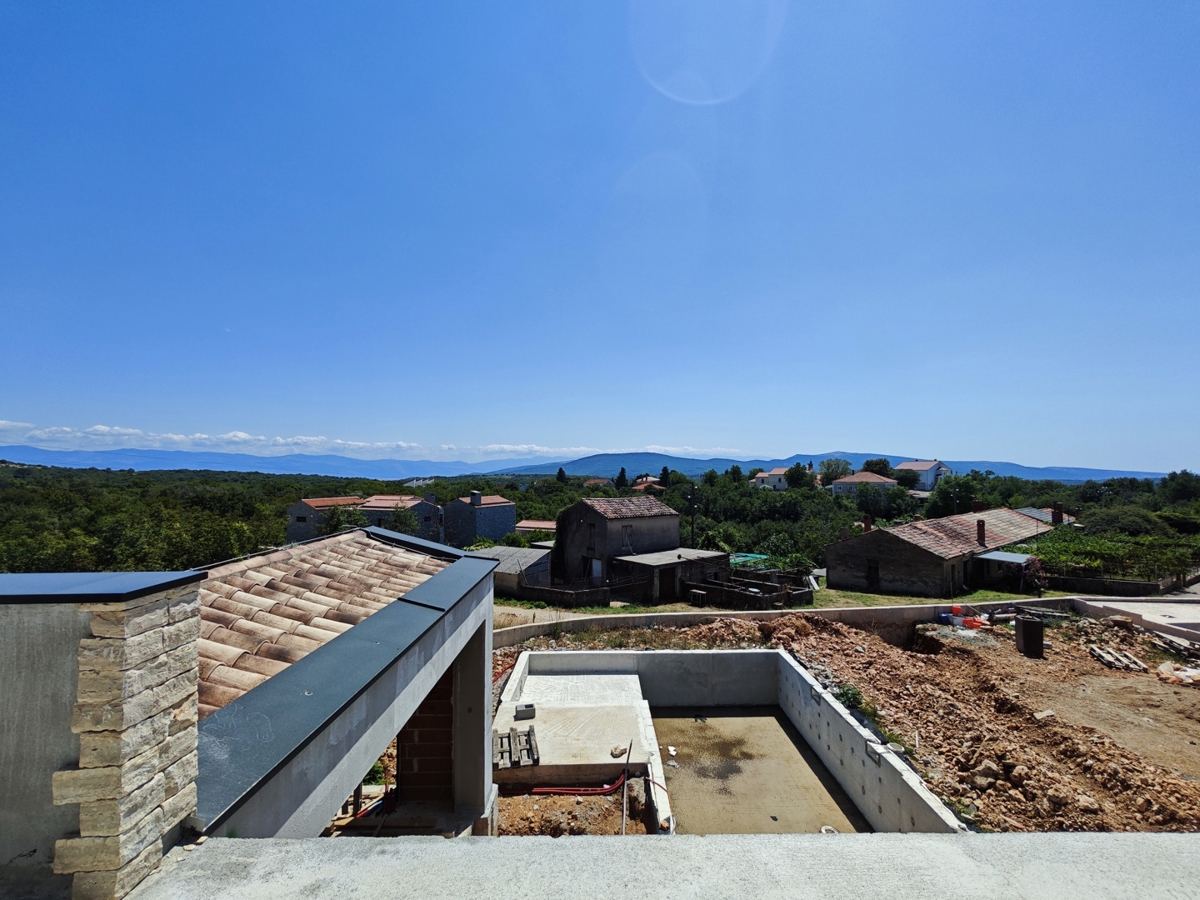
[285,497,363,542]
[286,495,443,543]
[555,496,680,584]
[442,492,517,548]
[824,507,1050,598]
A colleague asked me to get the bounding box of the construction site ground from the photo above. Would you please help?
[497,780,653,836]
[492,612,1200,834]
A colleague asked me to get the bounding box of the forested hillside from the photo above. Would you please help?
[2,460,1198,577]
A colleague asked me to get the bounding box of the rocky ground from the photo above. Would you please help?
[492,613,1200,833]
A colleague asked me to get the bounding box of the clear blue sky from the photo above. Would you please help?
[2,2,1198,470]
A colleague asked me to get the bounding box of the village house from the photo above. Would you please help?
[515,519,556,534]
[893,459,952,491]
[752,467,789,490]
[357,494,443,542]
[830,471,899,496]
[824,507,1054,597]
[554,496,680,584]
[285,496,364,542]
[442,491,517,548]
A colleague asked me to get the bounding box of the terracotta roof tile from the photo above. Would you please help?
[894,460,945,471]
[833,472,898,485]
[453,494,515,507]
[197,531,450,719]
[885,508,1046,559]
[580,496,679,519]
[298,497,364,510]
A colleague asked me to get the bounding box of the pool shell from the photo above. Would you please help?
[502,648,964,834]
[652,706,871,834]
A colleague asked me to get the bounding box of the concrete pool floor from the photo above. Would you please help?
[652,706,871,835]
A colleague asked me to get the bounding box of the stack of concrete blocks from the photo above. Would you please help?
[50,585,202,899]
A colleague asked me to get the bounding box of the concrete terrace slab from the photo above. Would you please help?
[130,833,1200,900]
[516,673,645,705]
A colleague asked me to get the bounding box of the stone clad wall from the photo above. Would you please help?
[50,586,202,900]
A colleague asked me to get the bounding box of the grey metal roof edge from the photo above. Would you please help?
[0,570,206,605]
[361,526,466,561]
[194,554,494,832]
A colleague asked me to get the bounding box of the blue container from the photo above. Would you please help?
[936,612,953,625]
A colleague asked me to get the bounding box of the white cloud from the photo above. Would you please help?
[0,416,772,463]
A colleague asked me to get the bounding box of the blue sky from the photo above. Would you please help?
[2,2,1198,469]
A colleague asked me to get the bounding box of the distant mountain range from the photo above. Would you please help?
[0,444,1170,484]
[491,451,1169,484]
[0,446,551,479]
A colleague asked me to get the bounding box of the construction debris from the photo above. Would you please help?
[1089,644,1148,673]
[1157,661,1200,686]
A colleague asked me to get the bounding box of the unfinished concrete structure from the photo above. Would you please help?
[0,527,498,899]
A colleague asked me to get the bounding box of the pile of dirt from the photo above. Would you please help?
[498,781,651,836]
[502,612,1200,833]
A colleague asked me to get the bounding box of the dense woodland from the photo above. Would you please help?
[2,459,1199,581]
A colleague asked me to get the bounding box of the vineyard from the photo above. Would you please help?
[1009,528,1200,581]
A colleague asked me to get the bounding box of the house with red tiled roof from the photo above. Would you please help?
[287,494,442,543]
[555,496,680,583]
[830,471,899,496]
[442,491,517,548]
[825,507,1052,597]
[752,467,789,490]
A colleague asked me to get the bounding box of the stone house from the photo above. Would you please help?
[285,497,363,542]
[555,496,680,584]
[358,494,442,542]
[824,507,1049,597]
[442,492,517,548]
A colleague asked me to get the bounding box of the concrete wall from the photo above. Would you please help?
[506,649,960,833]
[210,576,493,838]
[775,652,963,833]
[443,502,515,548]
[825,530,956,598]
[0,603,92,898]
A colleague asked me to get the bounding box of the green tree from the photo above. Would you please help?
[785,463,815,490]
[894,468,920,489]
[614,468,628,489]
[861,458,894,478]
[316,504,367,536]
[659,466,670,486]
[727,465,744,483]
[556,467,568,484]
[702,469,719,487]
[383,504,419,535]
[818,458,853,486]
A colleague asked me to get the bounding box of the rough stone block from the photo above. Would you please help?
[53,808,163,873]
[161,781,198,830]
[78,711,172,769]
[70,840,162,900]
[73,671,198,733]
[53,746,160,805]
[158,728,197,772]
[162,751,198,800]
[168,592,201,624]
[78,774,165,837]
[89,599,170,639]
[77,644,198,702]
[78,631,165,674]
[79,584,194,613]
[163,617,201,652]
[169,695,199,735]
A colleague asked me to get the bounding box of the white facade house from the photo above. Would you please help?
[894,460,952,491]
[752,467,789,490]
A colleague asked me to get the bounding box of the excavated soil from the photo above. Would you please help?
[495,614,1200,833]
[498,781,652,836]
